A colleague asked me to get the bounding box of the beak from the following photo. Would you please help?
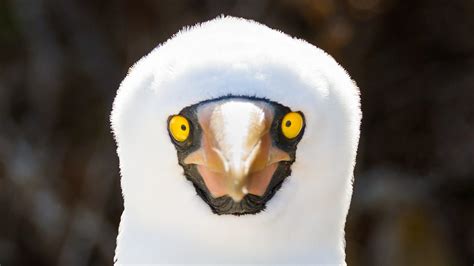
[183,101,291,202]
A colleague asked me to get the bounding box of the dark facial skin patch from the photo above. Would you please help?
[167,95,305,215]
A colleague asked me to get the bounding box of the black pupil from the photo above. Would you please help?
[181,124,187,131]
[285,120,292,127]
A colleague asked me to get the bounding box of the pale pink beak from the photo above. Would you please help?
[183,100,291,202]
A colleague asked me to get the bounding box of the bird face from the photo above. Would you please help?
[167,96,305,215]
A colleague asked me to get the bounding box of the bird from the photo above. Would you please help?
[111,16,361,265]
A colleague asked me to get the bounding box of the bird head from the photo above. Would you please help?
[111,16,361,264]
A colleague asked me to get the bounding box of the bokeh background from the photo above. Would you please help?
[1,0,473,265]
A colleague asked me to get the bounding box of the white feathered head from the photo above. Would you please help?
[111,16,361,264]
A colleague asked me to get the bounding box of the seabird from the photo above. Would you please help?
[111,16,361,265]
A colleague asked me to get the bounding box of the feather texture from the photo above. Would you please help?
[111,16,361,264]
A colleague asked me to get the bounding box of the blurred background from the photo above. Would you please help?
[0,0,473,265]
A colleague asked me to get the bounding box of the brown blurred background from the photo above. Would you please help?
[0,0,473,265]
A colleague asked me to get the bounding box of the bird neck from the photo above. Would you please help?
[115,175,349,264]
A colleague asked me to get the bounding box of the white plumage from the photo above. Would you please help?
[111,16,361,264]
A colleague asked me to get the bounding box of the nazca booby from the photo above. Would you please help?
[111,16,361,265]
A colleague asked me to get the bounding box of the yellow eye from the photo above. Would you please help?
[169,115,190,142]
[281,112,304,139]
